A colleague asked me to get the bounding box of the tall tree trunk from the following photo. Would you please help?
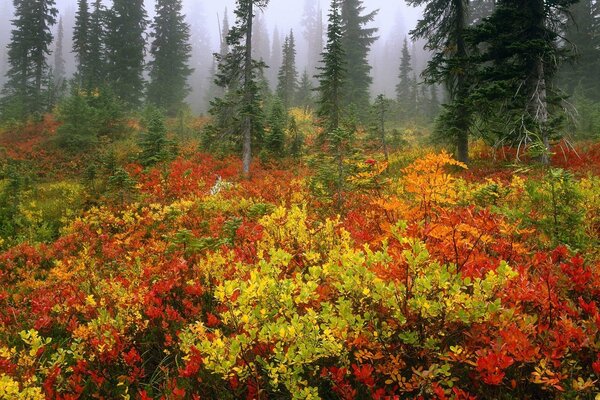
[529,0,550,165]
[242,0,254,176]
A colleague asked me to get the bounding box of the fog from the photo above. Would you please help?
[0,0,425,112]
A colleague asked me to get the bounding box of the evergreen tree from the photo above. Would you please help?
[288,116,304,159]
[340,0,378,114]
[469,0,495,25]
[276,30,299,109]
[372,94,390,160]
[87,0,106,90]
[265,97,286,156]
[296,69,314,110]
[396,37,413,117]
[138,108,174,167]
[208,0,270,176]
[252,12,270,63]
[316,0,346,133]
[73,0,89,85]
[268,26,282,88]
[302,0,325,79]
[562,0,600,100]
[469,0,579,164]
[408,0,472,163]
[105,0,148,108]
[53,16,66,90]
[2,0,58,119]
[206,10,230,105]
[147,0,193,115]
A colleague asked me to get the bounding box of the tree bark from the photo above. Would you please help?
[529,0,550,165]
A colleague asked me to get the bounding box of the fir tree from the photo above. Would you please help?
[372,94,390,160]
[562,0,600,100]
[268,26,282,88]
[105,0,148,108]
[53,16,66,90]
[147,0,193,115]
[469,0,579,164]
[208,0,270,176]
[340,0,378,114]
[276,30,299,109]
[316,0,346,133]
[73,0,89,85]
[302,0,325,79]
[396,37,413,117]
[87,0,106,90]
[138,108,174,167]
[288,116,304,159]
[408,0,472,163]
[2,0,58,118]
[252,12,270,63]
[296,69,314,110]
[265,97,286,156]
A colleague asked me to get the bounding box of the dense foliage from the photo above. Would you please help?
[0,111,599,399]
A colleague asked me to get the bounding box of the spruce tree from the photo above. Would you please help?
[208,0,270,176]
[469,0,579,164]
[87,0,106,90]
[316,0,346,133]
[276,30,299,109]
[302,0,325,79]
[562,0,600,100]
[408,0,472,163]
[296,69,314,110]
[339,0,378,114]
[105,0,148,108]
[268,26,282,88]
[396,37,413,118]
[53,16,66,90]
[138,108,174,167]
[265,97,286,156]
[147,0,193,115]
[2,0,58,118]
[73,0,89,85]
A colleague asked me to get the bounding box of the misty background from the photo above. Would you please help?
[0,0,426,114]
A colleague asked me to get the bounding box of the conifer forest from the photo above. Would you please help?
[2,0,600,398]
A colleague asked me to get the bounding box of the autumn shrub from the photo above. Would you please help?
[0,150,599,400]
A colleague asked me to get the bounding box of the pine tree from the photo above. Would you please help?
[147,0,193,115]
[268,26,282,88]
[105,0,148,108]
[340,0,378,114]
[1,0,58,119]
[302,0,325,79]
[53,17,66,88]
[408,0,472,163]
[276,30,299,109]
[562,0,600,100]
[396,37,413,117]
[209,0,270,176]
[469,0,579,164]
[73,0,89,85]
[87,0,106,90]
[469,0,495,25]
[316,0,346,133]
[265,97,286,156]
[138,108,174,167]
[296,69,314,110]
[252,12,270,63]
